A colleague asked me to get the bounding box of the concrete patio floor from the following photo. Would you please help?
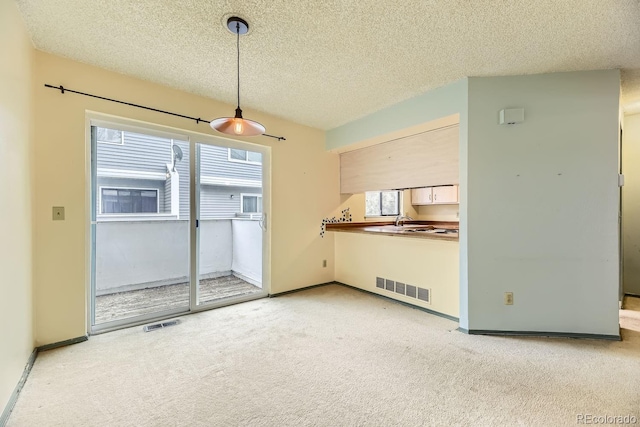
[95,275,262,324]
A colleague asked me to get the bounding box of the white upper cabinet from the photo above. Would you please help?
[412,185,458,205]
[411,187,432,205]
[432,185,458,204]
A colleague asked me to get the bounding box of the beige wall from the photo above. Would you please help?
[416,205,459,222]
[335,233,459,318]
[33,51,339,345]
[623,113,640,296]
[0,0,35,412]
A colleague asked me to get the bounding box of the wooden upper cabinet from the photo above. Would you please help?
[339,125,459,194]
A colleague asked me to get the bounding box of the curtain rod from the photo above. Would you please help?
[44,84,286,141]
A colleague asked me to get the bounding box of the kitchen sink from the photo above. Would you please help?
[404,228,458,234]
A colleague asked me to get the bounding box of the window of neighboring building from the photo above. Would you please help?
[241,194,263,213]
[365,191,401,217]
[101,188,159,214]
[97,127,124,145]
[229,148,262,164]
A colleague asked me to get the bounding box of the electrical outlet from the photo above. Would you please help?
[504,292,514,305]
[322,260,327,268]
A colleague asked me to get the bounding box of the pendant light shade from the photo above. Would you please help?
[211,17,265,137]
[210,108,265,136]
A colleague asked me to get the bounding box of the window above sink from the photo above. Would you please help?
[365,190,401,217]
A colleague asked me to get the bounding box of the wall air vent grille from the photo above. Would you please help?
[418,287,430,303]
[375,277,430,304]
[385,279,395,291]
[406,285,417,298]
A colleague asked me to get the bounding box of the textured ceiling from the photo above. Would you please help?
[15,0,640,129]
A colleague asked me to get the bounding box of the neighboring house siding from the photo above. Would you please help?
[97,131,172,174]
[200,144,262,181]
[200,186,260,219]
[198,144,262,219]
[95,129,262,219]
[164,178,172,212]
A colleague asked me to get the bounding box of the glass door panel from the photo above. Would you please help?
[91,125,190,328]
[196,143,265,306]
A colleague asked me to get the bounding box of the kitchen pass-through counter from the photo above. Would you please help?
[326,220,459,241]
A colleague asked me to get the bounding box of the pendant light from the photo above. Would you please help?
[210,17,265,137]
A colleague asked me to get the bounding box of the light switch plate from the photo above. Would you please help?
[52,206,65,221]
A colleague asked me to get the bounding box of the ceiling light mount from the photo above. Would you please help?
[226,16,248,35]
[210,16,266,137]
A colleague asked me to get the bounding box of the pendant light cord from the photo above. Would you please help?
[236,22,241,110]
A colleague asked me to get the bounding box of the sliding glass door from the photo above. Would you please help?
[89,120,268,333]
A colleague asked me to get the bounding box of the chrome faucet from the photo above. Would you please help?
[394,215,413,226]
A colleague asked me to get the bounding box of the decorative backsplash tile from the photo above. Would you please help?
[320,208,352,238]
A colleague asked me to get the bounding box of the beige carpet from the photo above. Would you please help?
[8,285,640,426]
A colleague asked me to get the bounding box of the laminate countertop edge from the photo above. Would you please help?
[326,221,459,241]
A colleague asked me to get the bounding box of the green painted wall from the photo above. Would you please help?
[326,78,468,150]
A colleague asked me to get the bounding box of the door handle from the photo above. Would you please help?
[259,213,267,232]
